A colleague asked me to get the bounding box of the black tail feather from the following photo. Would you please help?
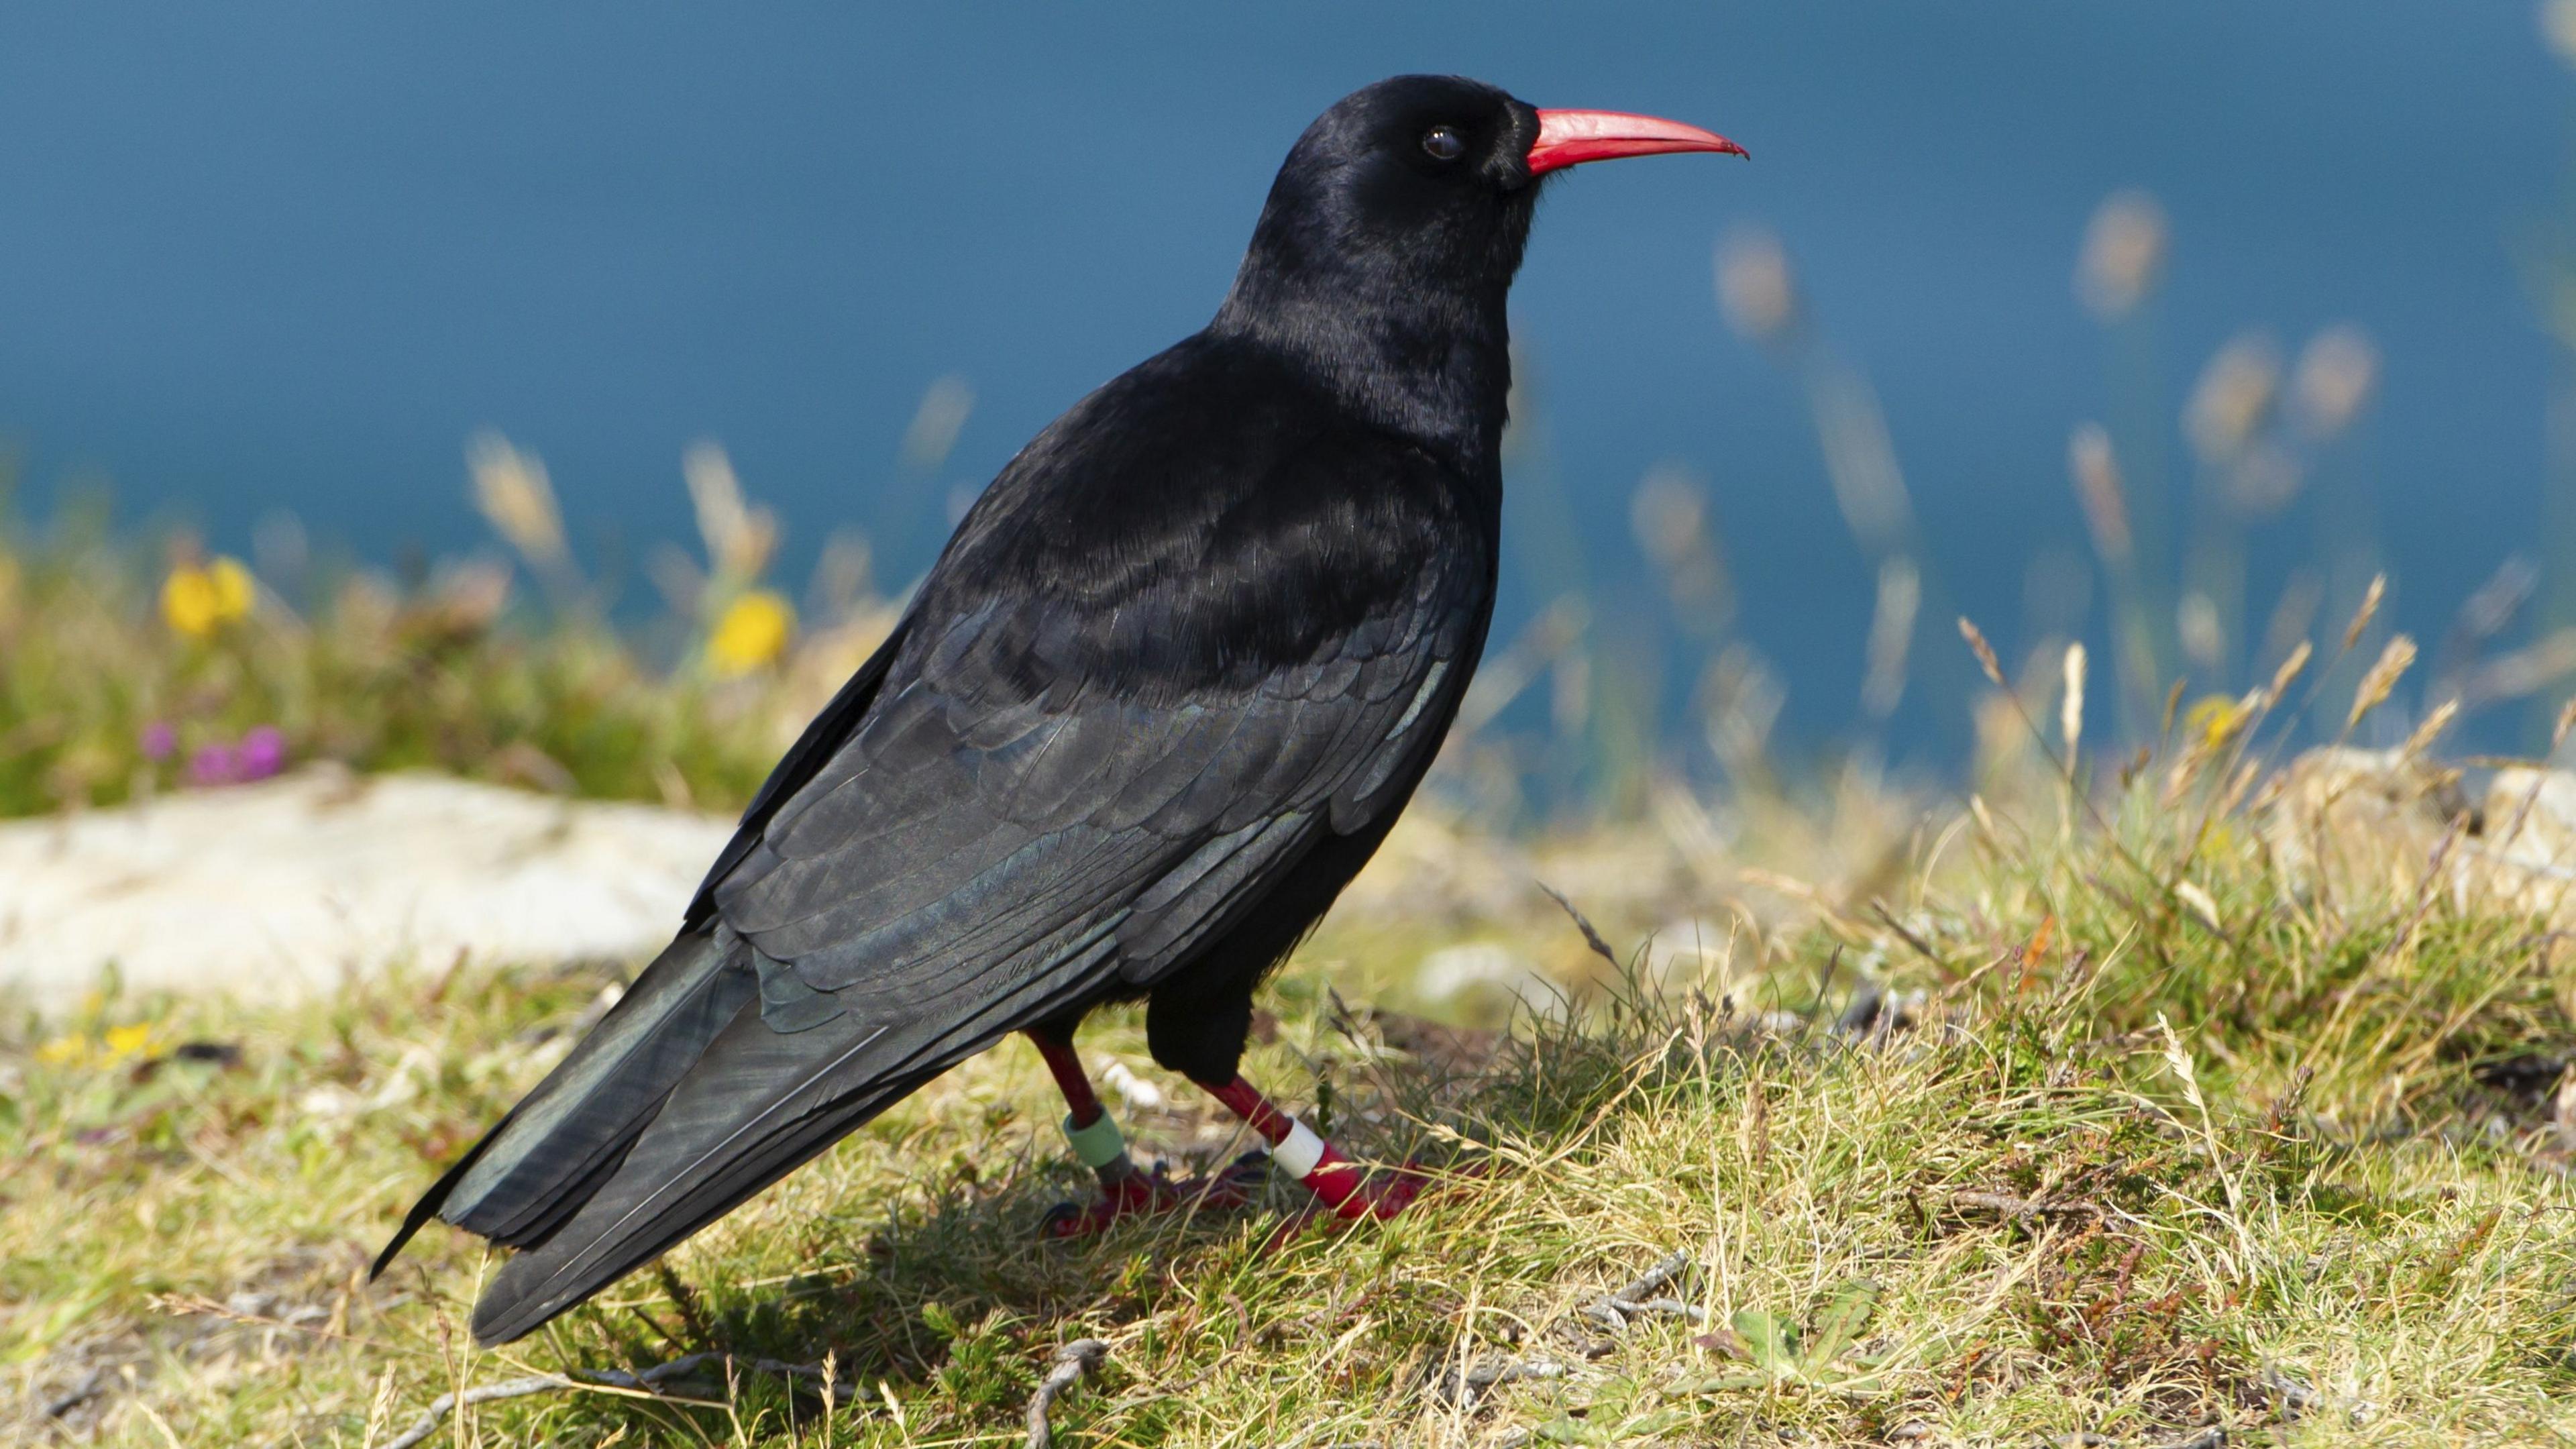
[371,930,756,1277]
[462,956,1125,1343]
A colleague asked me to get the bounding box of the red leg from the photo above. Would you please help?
[1027,1032,1258,1238]
[1198,1074,1436,1226]
[1030,1029,1110,1132]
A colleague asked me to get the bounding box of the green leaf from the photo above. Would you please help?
[1730,1307,1799,1375]
[1806,1277,1880,1367]
[919,1299,962,1340]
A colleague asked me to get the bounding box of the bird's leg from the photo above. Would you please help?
[1199,1075,1429,1225]
[1028,1031,1260,1238]
[1028,1028,1141,1189]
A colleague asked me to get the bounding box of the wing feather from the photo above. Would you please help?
[448,378,1497,1343]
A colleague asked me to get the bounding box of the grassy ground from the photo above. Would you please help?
[13,145,2576,1442]
[10,753,2576,1448]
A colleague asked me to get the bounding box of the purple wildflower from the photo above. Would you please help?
[238,726,286,781]
[140,722,176,761]
[187,743,240,788]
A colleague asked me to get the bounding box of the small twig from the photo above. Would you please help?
[1538,881,1621,968]
[1025,1338,1109,1449]
[1617,1296,1709,1323]
[1584,1248,1696,1329]
[1611,1247,1692,1303]
[43,1368,105,1419]
[380,1376,573,1449]
[1950,1189,2105,1224]
[153,1292,362,1344]
[1432,1356,1568,1407]
[2259,1363,2320,1421]
[378,1352,853,1449]
[1868,899,1952,981]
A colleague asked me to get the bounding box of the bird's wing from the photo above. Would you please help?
[372,619,918,1279]
[464,511,1483,1342]
[685,612,918,930]
[722,572,1473,998]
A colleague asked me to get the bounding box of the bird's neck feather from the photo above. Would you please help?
[1209,235,1517,479]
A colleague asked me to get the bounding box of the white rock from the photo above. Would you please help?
[2262,746,2463,906]
[1415,941,1559,1017]
[2483,766,2576,873]
[1097,1057,1167,1112]
[2465,765,2576,920]
[0,766,734,1008]
[1642,917,1730,983]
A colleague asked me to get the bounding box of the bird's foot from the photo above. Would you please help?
[1265,1155,1485,1247]
[1040,1152,1268,1239]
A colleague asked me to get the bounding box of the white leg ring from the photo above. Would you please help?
[1271,1119,1328,1180]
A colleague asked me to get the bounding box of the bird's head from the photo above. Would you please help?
[1214,75,1741,470]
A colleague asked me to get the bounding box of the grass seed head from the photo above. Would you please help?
[2548,0,2576,70]
[466,431,567,567]
[2060,641,2087,761]
[1957,616,2004,688]
[1716,225,1802,343]
[2185,330,2282,464]
[1863,556,1921,718]
[684,441,780,584]
[2347,633,2418,732]
[2068,423,2134,564]
[900,374,977,472]
[2292,324,2381,441]
[2400,696,2459,759]
[2266,638,2313,702]
[2342,574,2387,652]
[2076,189,2169,321]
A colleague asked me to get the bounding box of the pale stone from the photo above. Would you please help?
[0,765,733,1009]
[2464,766,2576,920]
[2261,746,2463,910]
[1414,941,1558,1018]
[2265,747,2576,928]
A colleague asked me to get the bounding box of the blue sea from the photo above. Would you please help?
[2,3,2565,765]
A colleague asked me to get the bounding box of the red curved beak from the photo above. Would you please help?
[1527,109,1748,177]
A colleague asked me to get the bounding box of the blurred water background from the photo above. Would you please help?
[4,1,2572,790]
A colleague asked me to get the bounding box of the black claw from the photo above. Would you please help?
[1038,1199,1083,1238]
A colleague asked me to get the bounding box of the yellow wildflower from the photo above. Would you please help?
[162,556,255,637]
[2184,694,2244,751]
[34,1032,90,1067]
[32,1023,162,1070]
[101,1022,158,1061]
[707,590,795,676]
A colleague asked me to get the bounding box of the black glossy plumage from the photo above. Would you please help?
[378,74,1554,1345]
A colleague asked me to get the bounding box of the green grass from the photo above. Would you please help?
[10,757,2576,1447]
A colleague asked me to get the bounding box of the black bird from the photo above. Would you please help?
[377,74,1742,1346]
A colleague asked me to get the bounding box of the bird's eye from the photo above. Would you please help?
[1421,125,1466,162]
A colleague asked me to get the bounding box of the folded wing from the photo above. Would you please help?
[457,537,1481,1342]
